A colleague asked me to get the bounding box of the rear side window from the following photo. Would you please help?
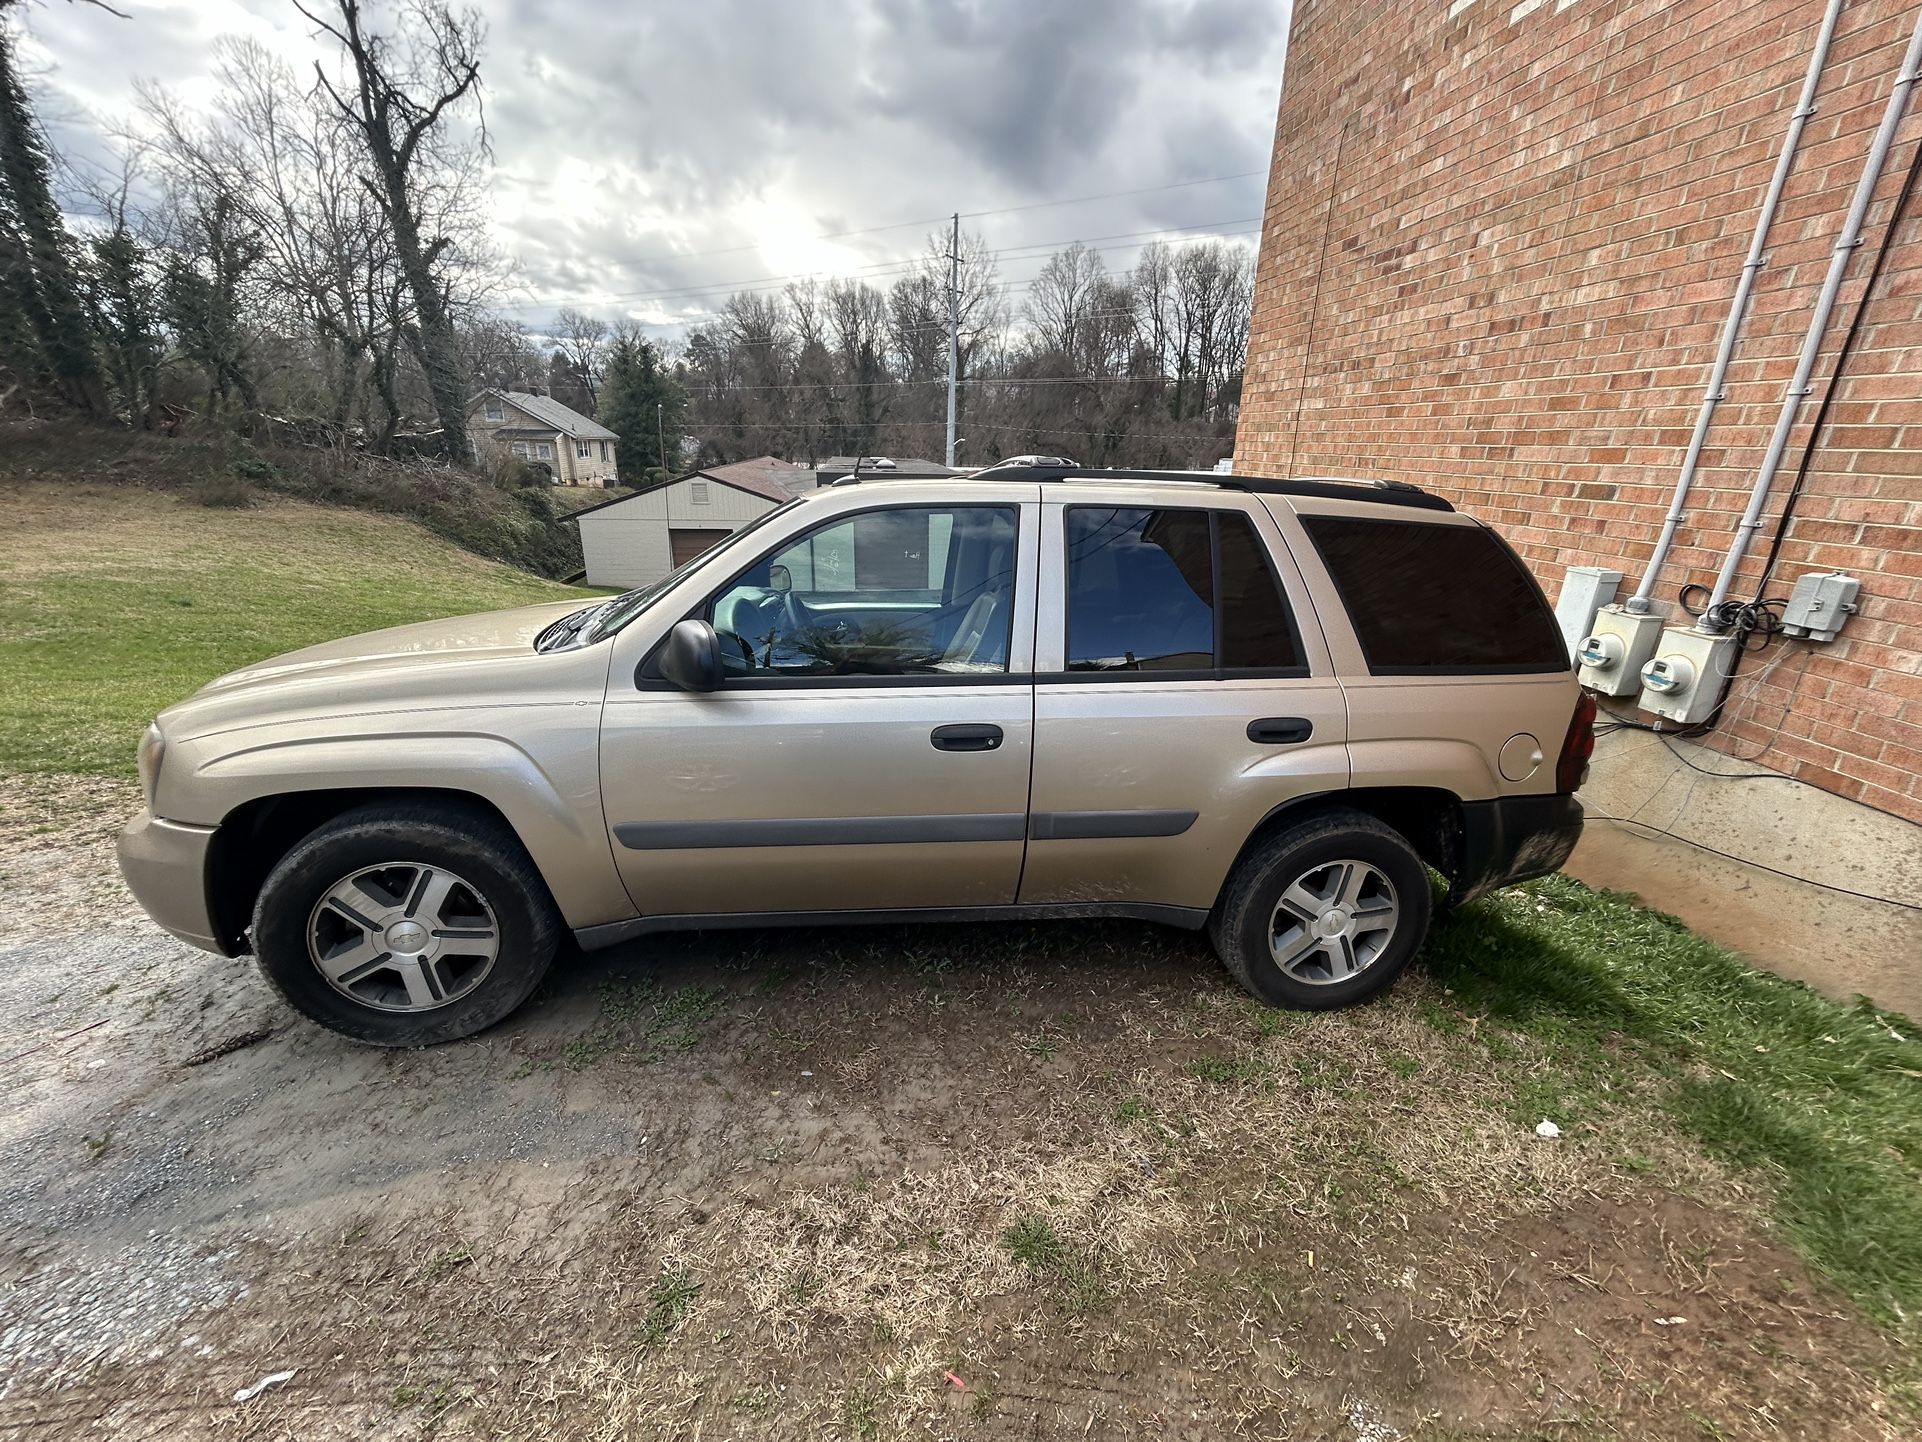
[1299,515,1567,674]
[1066,508,1305,675]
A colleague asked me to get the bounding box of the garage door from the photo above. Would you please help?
[669,528,734,567]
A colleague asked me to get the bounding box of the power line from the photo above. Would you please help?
[594,223,1262,329]
[501,218,1259,313]
[692,418,1235,443]
[492,168,1265,299]
[682,371,1199,394]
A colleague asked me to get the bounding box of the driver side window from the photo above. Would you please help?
[706,505,1018,678]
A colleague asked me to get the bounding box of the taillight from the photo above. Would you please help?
[1557,690,1597,793]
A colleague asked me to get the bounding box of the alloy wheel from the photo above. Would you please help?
[306,862,500,1013]
[1267,859,1401,985]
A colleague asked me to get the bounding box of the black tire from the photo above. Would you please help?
[251,801,562,1046]
[1208,808,1432,1011]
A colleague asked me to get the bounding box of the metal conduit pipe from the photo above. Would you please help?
[1701,5,1922,627]
[1627,0,1846,613]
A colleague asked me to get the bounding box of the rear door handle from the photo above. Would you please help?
[932,723,1003,752]
[1248,717,1314,745]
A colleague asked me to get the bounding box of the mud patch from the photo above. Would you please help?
[0,774,1911,1439]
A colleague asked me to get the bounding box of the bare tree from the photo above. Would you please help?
[1023,240,1103,365]
[295,0,486,461]
[551,305,608,408]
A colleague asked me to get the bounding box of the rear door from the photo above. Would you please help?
[1020,489,1350,914]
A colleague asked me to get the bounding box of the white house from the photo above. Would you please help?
[466,389,619,486]
[568,457,815,588]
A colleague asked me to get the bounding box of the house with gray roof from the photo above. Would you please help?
[466,389,619,486]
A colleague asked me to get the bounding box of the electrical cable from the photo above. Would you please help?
[1752,125,1922,597]
[488,168,1266,275]
[1580,804,1922,912]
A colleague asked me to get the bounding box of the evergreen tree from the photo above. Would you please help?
[599,334,686,483]
[0,22,106,414]
[160,192,263,415]
[84,226,162,425]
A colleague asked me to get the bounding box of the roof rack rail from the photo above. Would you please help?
[964,464,1455,513]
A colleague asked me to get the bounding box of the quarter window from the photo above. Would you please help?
[705,506,1018,678]
[1299,515,1568,674]
[1065,508,1303,675]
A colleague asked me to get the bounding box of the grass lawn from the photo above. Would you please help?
[0,482,595,776]
[1426,877,1922,1336]
[2,475,1918,1416]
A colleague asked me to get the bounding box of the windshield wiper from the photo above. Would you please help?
[535,602,612,653]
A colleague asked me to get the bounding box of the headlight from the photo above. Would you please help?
[137,723,166,811]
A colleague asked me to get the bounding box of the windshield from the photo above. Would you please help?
[574,497,806,646]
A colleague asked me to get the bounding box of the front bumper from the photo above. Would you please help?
[116,811,227,955]
[1448,793,1584,906]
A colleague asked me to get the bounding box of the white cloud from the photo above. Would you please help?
[17,0,1290,337]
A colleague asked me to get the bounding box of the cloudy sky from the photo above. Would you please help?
[17,0,1289,339]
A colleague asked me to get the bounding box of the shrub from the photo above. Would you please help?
[0,424,585,579]
[190,475,256,509]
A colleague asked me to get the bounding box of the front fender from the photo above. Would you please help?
[171,727,632,930]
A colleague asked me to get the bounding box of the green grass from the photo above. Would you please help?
[555,978,729,1071]
[0,484,590,776]
[1426,875,1922,1330]
[1002,1214,1111,1314]
[634,1266,701,1351]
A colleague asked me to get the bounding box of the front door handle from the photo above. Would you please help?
[1248,716,1314,745]
[932,723,1003,752]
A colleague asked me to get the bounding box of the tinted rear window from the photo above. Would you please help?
[1299,515,1567,674]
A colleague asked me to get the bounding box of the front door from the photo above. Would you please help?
[600,499,1039,918]
[1020,494,1350,912]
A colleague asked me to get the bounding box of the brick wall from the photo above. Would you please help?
[1236,0,1922,824]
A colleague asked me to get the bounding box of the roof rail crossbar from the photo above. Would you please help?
[963,464,1455,513]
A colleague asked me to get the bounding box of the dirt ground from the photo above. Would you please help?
[0,773,1910,1440]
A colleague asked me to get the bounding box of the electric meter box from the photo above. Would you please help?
[1578,602,1668,697]
[1780,571,1860,642]
[1638,626,1740,725]
[1555,565,1623,662]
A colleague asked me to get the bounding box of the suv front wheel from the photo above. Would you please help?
[251,802,562,1046]
[1209,809,1432,1011]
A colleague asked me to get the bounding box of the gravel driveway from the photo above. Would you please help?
[0,774,1907,1441]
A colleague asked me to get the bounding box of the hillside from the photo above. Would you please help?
[0,482,595,777]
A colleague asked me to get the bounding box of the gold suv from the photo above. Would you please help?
[118,465,1594,1045]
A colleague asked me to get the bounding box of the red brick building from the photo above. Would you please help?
[1236,0,1922,828]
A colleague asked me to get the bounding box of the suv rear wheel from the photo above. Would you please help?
[251,802,562,1046]
[1209,809,1432,1010]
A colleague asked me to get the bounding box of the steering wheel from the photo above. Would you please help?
[727,627,757,670]
[778,587,807,638]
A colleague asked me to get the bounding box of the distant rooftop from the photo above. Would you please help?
[470,389,617,442]
[813,455,956,480]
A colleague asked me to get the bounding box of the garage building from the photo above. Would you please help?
[569,457,816,589]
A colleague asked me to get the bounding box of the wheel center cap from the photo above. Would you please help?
[385,920,429,954]
[1318,908,1351,937]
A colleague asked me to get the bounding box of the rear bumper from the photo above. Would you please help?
[116,811,228,955]
[1449,793,1584,905]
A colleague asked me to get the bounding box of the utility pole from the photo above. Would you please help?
[657,402,664,474]
[944,212,960,469]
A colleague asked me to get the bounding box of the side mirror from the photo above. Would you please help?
[768,563,792,594]
[659,618,722,693]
